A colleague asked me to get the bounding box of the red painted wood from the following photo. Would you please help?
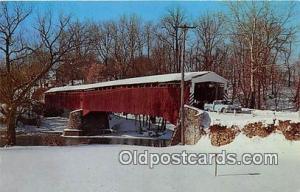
[45,86,189,124]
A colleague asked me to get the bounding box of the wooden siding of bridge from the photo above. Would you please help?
[45,86,189,124]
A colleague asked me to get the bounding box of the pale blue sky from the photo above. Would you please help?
[24,1,299,23]
[19,1,300,59]
[27,1,229,22]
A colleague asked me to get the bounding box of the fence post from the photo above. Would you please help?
[215,153,218,176]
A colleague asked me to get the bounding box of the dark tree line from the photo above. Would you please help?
[55,2,298,110]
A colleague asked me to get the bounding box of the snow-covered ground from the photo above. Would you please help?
[109,114,173,139]
[0,114,173,140]
[0,133,299,192]
[0,110,299,191]
[1,110,298,138]
[0,117,68,133]
[208,110,300,128]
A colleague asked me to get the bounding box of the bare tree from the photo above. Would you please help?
[0,3,75,145]
[160,7,186,72]
[194,13,225,72]
[283,41,294,87]
[56,21,95,85]
[228,1,295,108]
[0,2,32,145]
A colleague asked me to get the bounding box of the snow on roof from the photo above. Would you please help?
[46,71,226,93]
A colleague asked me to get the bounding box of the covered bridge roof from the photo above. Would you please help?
[46,71,227,93]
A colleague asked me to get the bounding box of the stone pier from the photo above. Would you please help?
[64,109,110,136]
[170,105,206,145]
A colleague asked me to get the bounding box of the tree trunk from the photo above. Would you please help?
[288,67,291,87]
[6,108,17,146]
[249,17,256,109]
[257,82,261,109]
[249,61,256,109]
[295,77,300,110]
[175,27,180,73]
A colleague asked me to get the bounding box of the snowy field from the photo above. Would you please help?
[208,110,300,127]
[1,110,298,135]
[0,117,68,134]
[0,110,300,191]
[0,134,299,192]
[109,114,173,139]
[0,114,173,139]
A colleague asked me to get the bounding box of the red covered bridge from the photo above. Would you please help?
[45,71,228,125]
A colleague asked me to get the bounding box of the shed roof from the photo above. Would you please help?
[46,71,227,93]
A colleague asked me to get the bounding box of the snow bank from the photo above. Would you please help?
[209,110,300,128]
[110,114,173,139]
[0,133,299,192]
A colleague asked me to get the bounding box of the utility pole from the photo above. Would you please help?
[178,24,196,145]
